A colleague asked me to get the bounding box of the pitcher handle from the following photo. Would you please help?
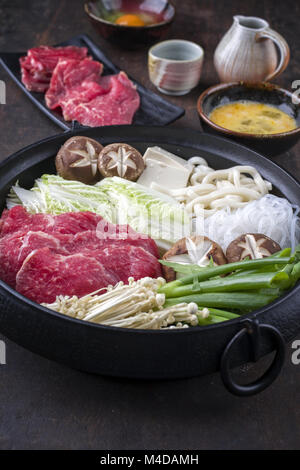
[256,28,290,81]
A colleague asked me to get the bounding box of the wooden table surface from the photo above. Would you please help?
[0,0,299,450]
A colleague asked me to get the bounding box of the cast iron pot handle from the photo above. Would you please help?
[220,318,285,396]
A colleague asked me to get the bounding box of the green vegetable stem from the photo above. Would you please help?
[159,246,300,319]
[165,292,278,311]
[159,257,290,294]
[162,271,290,298]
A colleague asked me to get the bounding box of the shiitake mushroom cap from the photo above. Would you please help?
[226,233,281,263]
[56,136,103,184]
[98,143,144,181]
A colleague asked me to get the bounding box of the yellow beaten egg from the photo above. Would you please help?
[115,14,145,27]
[209,101,297,135]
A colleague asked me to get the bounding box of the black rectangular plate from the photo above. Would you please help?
[0,33,185,130]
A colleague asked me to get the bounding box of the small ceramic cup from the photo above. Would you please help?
[148,39,204,95]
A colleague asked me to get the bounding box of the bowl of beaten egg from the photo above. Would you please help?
[84,0,175,47]
[197,82,300,157]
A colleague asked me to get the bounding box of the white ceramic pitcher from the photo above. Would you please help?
[214,15,290,82]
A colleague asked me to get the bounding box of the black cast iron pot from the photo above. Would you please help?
[0,126,299,396]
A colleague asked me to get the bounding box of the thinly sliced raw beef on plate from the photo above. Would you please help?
[45,58,105,110]
[67,72,140,127]
[45,54,140,126]
[27,46,88,70]
[20,46,88,92]
[19,56,51,92]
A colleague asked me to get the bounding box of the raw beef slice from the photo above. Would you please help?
[45,58,105,109]
[0,230,73,287]
[0,227,159,288]
[0,206,104,237]
[0,207,158,257]
[27,46,88,70]
[45,55,140,127]
[67,229,159,259]
[0,231,28,287]
[0,206,55,237]
[0,207,160,292]
[16,243,161,304]
[16,248,119,304]
[49,211,104,234]
[93,245,162,283]
[20,45,88,92]
[20,56,52,92]
[68,72,140,127]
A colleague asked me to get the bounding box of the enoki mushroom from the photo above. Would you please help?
[151,157,272,218]
[42,277,209,329]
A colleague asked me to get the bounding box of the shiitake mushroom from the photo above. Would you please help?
[162,235,227,282]
[98,143,145,181]
[226,233,281,263]
[56,136,103,184]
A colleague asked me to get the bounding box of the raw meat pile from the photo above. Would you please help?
[20,46,140,127]
[45,61,140,127]
[20,46,89,93]
[0,206,161,304]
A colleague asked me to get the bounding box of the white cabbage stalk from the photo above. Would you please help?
[7,174,191,245]
[98,176,191,243]
[7,184,47,213]
[7,174,114,221]
[42,277,209,329]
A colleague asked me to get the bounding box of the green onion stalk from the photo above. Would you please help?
[159,257,291,294]
[159,246,300,321]
[162,271,290,298]
[197,308,240,325]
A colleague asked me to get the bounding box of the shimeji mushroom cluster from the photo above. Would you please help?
[43,277,209,329]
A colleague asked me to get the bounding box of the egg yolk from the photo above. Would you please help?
[115,14,145,27]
